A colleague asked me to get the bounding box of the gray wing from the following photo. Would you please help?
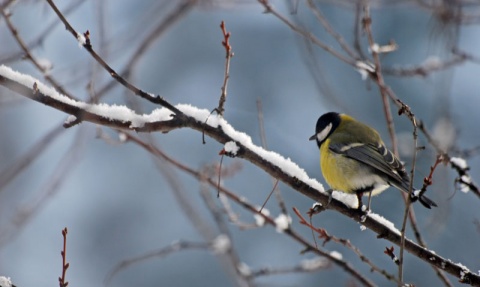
[329,142,410,192]
[330,142,437,208]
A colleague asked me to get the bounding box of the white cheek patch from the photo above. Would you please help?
[316,123,332,142]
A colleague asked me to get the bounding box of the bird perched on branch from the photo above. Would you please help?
[309,112,437,211]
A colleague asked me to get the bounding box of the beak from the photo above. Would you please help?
[309,134,316,141]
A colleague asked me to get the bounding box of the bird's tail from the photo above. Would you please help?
[396,180,437,209]
[417,193,437,209]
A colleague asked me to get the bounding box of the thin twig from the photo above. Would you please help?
[0,127,88,247]
[146,135,218,241]
[257,0,356,66]
[59,227,69,287]
[217,153,224,197]
[1,8,78,100]
[0,0,86,64]
[383,53,469,77]
[419,155,444,196]
[0,0,16,10]
[199,181,251,286]
[0,126,64,193]
[398,116,419,286]
[106,240,210,285]
[294,207,400,284]
[353,2,367,60]
[418,120,480,198]
[92,1,194,103]
[216,21,233,116]
[256,98,288,215]
[248,260,332,277]
[259,179,278,212]
[306,0,358,59]
[45,0,182,115]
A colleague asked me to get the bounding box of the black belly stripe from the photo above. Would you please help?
[353,185,375,194]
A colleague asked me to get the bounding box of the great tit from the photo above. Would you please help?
[309,112,437,210]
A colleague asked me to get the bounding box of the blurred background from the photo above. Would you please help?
[1,0,480,286]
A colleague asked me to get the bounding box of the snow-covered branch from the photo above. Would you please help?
[1,64,478,285]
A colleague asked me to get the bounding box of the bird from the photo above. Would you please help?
[309,112,437,211]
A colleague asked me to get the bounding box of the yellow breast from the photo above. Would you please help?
[320,138,358,193]
[319,138,389,195]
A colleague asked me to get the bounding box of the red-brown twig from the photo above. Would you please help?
[202,21,235,142]
[420,155,445,196]
[216,21,233,116]
[306,203,326,250]
[384,246,400,265]
[59,227,69,287]
[220,21,232,62]
[293,207,332,246]
[259,179,279,212]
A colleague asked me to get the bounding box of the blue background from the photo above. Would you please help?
[1,1,479,286]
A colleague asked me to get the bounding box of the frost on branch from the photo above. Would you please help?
[274,213,291,233]
[0,276,13,287]
[224,141,239,156]
[211,234,231,254]
[450,157,475,193]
